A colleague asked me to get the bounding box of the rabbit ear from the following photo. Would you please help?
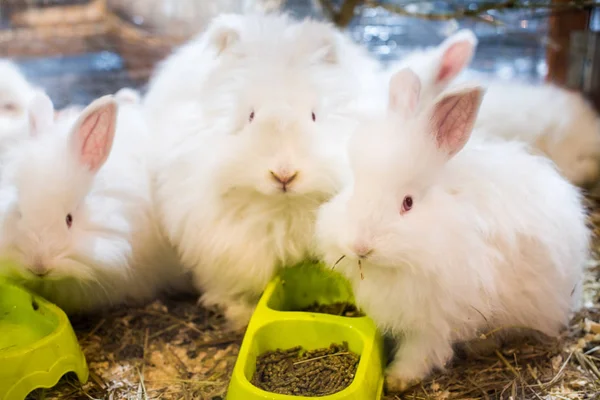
[205,14,242,56]
[434,30,477,86]
[388,68,421,118]
[27,90,54,137]
[69,95,117,174]
[115,87,141,104]
[429,85,483,157]
[297,21,339,64]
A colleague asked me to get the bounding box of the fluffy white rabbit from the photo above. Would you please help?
[471,82,600,187]
[0,92,187,314]
[143,13,381,329]
[0,60,40,155]
[394,34,600,187]
[315,69,590,391]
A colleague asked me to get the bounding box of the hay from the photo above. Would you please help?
[25,195,600,399]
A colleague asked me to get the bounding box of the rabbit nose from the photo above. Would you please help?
[29,258,50,277]
[270,170,298,192]
[352,243,373,259]
[29,264,49,278]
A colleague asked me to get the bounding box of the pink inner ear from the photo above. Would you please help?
[432,90,479,155]
[389,68,421,116]
[76,105,115,172]
[436,41,472,84]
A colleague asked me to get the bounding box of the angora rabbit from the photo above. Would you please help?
[0,92,186,314]
[395,34,600,187]
[143,12,382,329]
[316,69,590,391]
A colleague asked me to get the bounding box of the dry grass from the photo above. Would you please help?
[25,195,600,400]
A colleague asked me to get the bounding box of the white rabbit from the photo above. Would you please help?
[0,92,187,314]
[315,69,590,391]
[471,82,600,187]
[0,59,40,156]
[394,34,600,187]
[143,12,381,329]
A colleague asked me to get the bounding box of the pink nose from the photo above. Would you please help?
[29,259,49,277]
[270,170,298,191]
[353,243,373,259]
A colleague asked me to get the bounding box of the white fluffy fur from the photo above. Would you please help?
[0,59,38,158]
[115,87,142,105]
[381,30,478,108]
[0,95,187,314]
[393,35,600,187]
[143,13,381,328]
[315,71,590,390]
[470,82,600,187]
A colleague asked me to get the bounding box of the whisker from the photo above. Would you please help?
[358,259,364,280]
[333,255,346,270]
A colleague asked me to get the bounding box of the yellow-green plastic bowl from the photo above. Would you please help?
[0,278,88,400]
[227,261,385,400]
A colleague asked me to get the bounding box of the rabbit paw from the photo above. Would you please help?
[223,301,255,331]
[385,374,420,393]
[196,296,253,331]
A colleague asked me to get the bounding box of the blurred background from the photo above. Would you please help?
[0,0,598,110]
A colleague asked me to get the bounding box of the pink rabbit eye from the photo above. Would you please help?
[66,214,73,228]
[401,196,413,214]
[311,112,316,122]
[249,110,255,122]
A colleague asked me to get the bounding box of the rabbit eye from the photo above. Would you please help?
[311,112,316,122]
[249,110,255,122]
[401,196,413,214]
[1,103,17,113]
[66,214,73,228]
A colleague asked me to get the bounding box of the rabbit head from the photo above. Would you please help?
[186,13,355,201]
[317,68,484,276]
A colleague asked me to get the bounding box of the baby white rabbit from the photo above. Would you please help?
[143,13,380,329]
[0,92,186,314]
[0,59,40,156]
[316,69,590,391]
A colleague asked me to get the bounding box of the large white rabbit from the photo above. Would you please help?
[0,93,187,314]
[316,69,590,391]
[143,12,382,329]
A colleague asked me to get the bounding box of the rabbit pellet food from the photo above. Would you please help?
[251,341,360,396]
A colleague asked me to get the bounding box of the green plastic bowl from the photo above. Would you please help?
[227,261,385,400]
[0,278,88,400]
